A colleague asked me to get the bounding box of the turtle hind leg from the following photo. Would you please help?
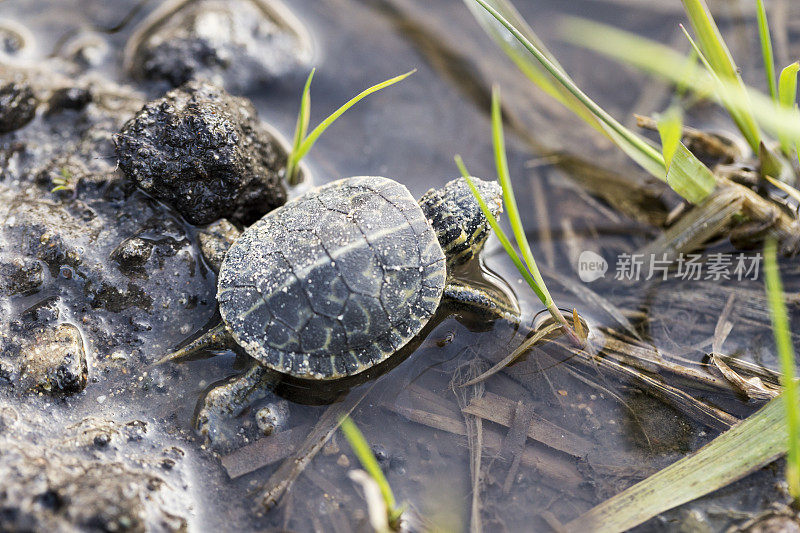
[154,322,233,365]
[196,362,281,450]
[442,279,523,330]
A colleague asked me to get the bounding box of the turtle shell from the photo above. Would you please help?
[217,176,447,379]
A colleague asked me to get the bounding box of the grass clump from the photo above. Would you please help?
[455,86,583,347]
[340,416,403,531]
[285,69,415,185]
[764,239,800,504]
[51,167,72,193]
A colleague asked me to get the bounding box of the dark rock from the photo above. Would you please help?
[86,281,153,312]
[93,433,111,448]
[18,323,88,394]
[125,0,312,91]
[111,237,154,276]
[14,297,60,332]
[0,80,37,134]
[115,80,288,225]
[0,256,43,296]
[46,87,92,115]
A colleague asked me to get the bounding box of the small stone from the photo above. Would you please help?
[19,324,88,394]
[336,454,349,468]
[46,87,92,115]
[322,436,340,456]
[110,237,153,275]
[125,0,312,91]
[371,444,388,464]
[0,405,19,432]
[0,79,37,134]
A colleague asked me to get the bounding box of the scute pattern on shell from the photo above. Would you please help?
[217,176,446,379]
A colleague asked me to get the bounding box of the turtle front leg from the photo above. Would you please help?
[196,362,281,450]
[442,278,523,329]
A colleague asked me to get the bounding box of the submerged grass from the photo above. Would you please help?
[285,70,415,185]
[455,86,582,347]
[570,242,800,531]
[765,239,800,504]
[340,416,403,530]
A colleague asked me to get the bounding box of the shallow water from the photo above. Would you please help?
[2,0,800,531]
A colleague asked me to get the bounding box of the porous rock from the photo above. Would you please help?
[115,80,287,225]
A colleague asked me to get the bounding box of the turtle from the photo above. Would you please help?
[160,175,520,444]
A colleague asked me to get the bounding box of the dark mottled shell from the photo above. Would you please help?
[217,176,446,379]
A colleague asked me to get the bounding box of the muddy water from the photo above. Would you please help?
[1,0,799,531]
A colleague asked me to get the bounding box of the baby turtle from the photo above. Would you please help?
[161,175,520,446]
[161,175,515,381]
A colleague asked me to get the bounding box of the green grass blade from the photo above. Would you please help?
[680,0,737,77]
[286,68,315,185]
[679,23,761,152]
[765,239,800,503]
[759,141,789,182]
[665,142,717,203]
[656,106,683,169]
[340,417,401,523]
[561,18,714,96]
[471,0,666,180]
[756,0,777,101]
[466,0,669,181]
[680,0,761,150]
[561,18,800,161]
[454,156,548,305]
[778,62,799,156]
[567,396,793,532]
[294,69,314,156]
[463,0,604,129]
[655,96,715,205]
[294,70,415,163]
[490,87,552,307]
[487,89,582,345]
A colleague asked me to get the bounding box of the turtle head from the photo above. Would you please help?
[418,177,503,269]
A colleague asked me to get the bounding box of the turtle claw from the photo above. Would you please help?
[154,322,232,366]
